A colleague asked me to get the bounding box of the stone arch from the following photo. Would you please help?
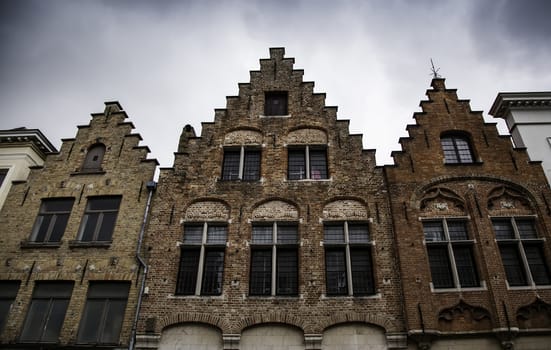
[318,311,397,332]
[158,322,224,350]
[240,322,305,350]
[437,300,492,332]
[235,312,306,334]
[286,127,328,145]
[156,312,230,334]
[321,322,388,350]
[223,128,263,145]
[322,198,369,221]
[184,199,230,221]
[517,297,551,329]
[251,198,299,221]
[487,185,535,216]
[418,186,466,216]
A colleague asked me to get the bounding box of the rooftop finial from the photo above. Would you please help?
[430,58,441,79]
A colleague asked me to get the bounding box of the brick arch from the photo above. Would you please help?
[183,198,231,221]
[250,198,300,221]
[322,198,369,221]
[318,312,397,333]
[223,128,263,145]
[418,186,466,216]
[286,127,328,145]
[156,312,231,334]
[234,312,306,334]
[487,185,535,215]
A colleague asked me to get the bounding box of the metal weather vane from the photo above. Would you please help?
[430,58,441,78]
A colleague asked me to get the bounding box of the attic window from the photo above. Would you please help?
[265,91,288,116]
[81,144,106,172]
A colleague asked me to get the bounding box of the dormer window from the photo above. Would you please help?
[82,144,106,172]
[265,91,288,116]
[440,132,475,164]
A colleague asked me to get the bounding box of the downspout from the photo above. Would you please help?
[129,180,157,350]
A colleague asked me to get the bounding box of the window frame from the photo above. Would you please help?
[492,217,551,288]
[264,91,288,116]
[76,281,130,345]
[176,222,227,296]
[440,132,475,164]
[249,222,299,296]
[221,146,261,181]
[29,198,74,243]
[76,196,122,243]
[423,218,480,290]
[19,281,73,344]
[287,145,328,180]
[323,221,375,296]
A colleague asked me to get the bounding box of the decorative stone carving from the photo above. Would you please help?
[517,298,551,329]
[438,300,492,332]
[488,186,532,215]
[420,187,465,216]
[322,200,368,220]
[252,200,298,220]
[224,129,262,145]
[185,201,229,221]
[287,128,327,145]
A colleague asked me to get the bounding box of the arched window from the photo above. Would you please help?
[82,144,105,172]
[440,132,475,164]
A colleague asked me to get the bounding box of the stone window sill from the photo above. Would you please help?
[20,240,62,248]
[68,240,112,248]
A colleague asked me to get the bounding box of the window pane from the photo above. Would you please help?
[276,249,298,295]
[31,198,74,243]
[250,249,272,295]
[441,135,473,164]
[493,219,515,240]
[88,197,121,211]
[325,249,347,295]
[265,92,288,116]
[350,248,374,295]
[222,150,240,180]
[80,213,99,241]
[43,198,74,212]
[49,214,70,242]
[288,149,306,180]
[252,225,273,244]
[427,246,454,288]
[277,225,298,244]
[207,225,227,244]
[101,300,127,344]
[348,223,369,243]
[324,224,344,243]
[455,138,474,163]
[499,245,528,286]
[441,137,459,163]
[423,222,445,242]
[447,221,468,240]
[97,212,117,241]
[524,245,551,285]
[32,215,52,242]
[77,299,105,343]
[87,282,130,299]
[20,299,49,341]
[453,246,479,287]
[517,220,538,239]
[310,149,328,179]
[176,249,201,295]
[0,281,20,332]
[183,224,203,243]
[41,299,70,342]
[243,150,261,181]
[201,250,225,295]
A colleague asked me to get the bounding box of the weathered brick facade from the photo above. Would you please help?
[0,102,157,348]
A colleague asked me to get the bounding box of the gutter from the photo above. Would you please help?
[129,180,157,350]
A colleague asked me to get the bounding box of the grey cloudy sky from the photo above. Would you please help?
[1,0,550,170]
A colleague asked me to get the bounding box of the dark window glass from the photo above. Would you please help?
[183,224,203,243]
[30,198,74,243]
[423,221,445,242]
[493,219,515,240]
[447,221,468,240]
[288,149,306,180]
[350,248,374,295]
[265,91,288,116]
[0,281,20,333]
[517,220,538,239]
[441,134,474,164]
[176,248,200,295]
[277,225,298,244]
[77,282,129,344]
[324,224,345,243]
[201,250,225,295]
[252,225,273,244]
[243,150,261,181]
[309,149,328,179]
[276,249,298,295]
[453,246,479,287]
[222,149,240,180]
[78,196,121,242]
[207,225,227,244]
[82,144,105,172]
[499,245,528,286]
[20,281,73,343]
[524,245,551,285]
[427,246,454,288]
[348,224,369,243]
[250,249,272,295]
[0,169,8,188]
[325,249,347,295]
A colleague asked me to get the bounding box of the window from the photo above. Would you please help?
[0,169,8,188]
[264,91,288,116]
[423,220,479,289]
[440,133,474,164]
[29,198,74,243]
[176,223,227,295]
[222,147,261,181]
[77,282,130,344]
[288,146,328,180]
[77,196,121,242]
[324,222,374,296]
[493,218,551,287]
[82,143,106,172]
[250,223,298,296]
[0,281,20,333]
[20,281,73,343]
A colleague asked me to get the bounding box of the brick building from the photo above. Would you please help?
[135,48,407,349]
[0,102,157,348]
[385,79,551,349]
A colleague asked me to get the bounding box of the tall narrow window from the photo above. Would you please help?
[250,223,298,296]
[424,220,479,289]
[222,147,261,181]
[30,198,74,243]
[20,281,73,343]
[493,218,551,287]
[324,222,374,296]
[440,133,474,164]
[77,196,121,242]
[77,282,130,344]
[176,223,227,295]
[288,146,328,180]
[81,143,106,172]
[264,91,288,116]
[0,281,20,333]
